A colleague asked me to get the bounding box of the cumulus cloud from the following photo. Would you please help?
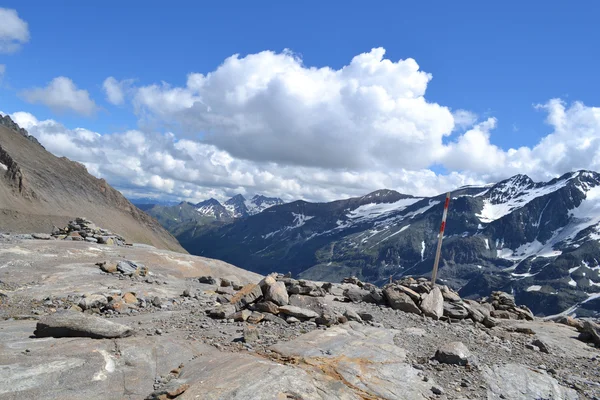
[102,77,134,105]
[0,8,29,53]
[133,48,454,170]
[20,77,98,116]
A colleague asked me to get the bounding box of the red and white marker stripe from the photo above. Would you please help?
[431,192,450,285]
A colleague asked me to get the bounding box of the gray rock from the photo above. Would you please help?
[344,309,363,322]
[199,276,217,284]
[215,286,235,296]
[483,363,578,400]
[32,233,52,240]
[221,275,242,288]
[440,286,461,302]
[78,294,107,310]
[34,312,134,339]
[278,305,319,319]
[288,294,326,313]
[315,312,338,327]
[396,285,421,302]
[265,281,289,306]
[251,301,280,314]
[116,260,137,275]
[358,312,374,322]
[483,316,498,328]
[443,302,469,320]
[262,313,288,325]
[208,304,236,319]
[286,316,300,324]
[420,286,444,320]
[383,287,422,315]
[580,320,600,347]
[434,342,471,365]
[243,325,260,343]
[151,296,162,307]
[84,237,98,243]
[531,338,551,354]
[343,286,372,303]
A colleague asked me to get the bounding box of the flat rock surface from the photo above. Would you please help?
[1,240,599,399]
[34,312,134,338]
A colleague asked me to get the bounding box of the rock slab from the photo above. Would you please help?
[34,312,134,339]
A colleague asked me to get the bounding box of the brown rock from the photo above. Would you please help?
[420,286,444,319]
[230,284,263,310]
[233,309,253,321]
[383,287,422,314]
[252,301,280,315]
[122,292,137,304]
[98,261,118,273]
[247,311,265,324]
[397,285,421,302]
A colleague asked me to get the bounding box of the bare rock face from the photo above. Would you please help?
[34,312,134,339]
[483,363,578,400]
[419,286,444,320]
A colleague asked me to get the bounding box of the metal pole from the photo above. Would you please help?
[431,192,450,286]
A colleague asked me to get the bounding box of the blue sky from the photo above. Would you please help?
[1,2,600,202]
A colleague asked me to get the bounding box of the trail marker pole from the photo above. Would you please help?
[431,192,450,286]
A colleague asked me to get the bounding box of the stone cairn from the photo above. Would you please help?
[50,217,126,245]
[203,274,535,329]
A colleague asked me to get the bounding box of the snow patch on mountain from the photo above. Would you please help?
[261,212,314,239]
[347,198,422,223]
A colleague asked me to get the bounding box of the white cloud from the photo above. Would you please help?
[0,64,5,82]
[10,111,481,202]
[8,48,600,203]
[20,77,98,116]
[452,109,477,130]
[0,8,29,53]
[133,48,454,170]
[102,77,134,105]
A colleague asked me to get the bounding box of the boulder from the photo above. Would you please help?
[122,292,137,304]
[262,313,288,325]
[247,312,265,324]
[32,233,52,240]
[265,281,289,306]
[78,294,108,310]
[512,306,534,321]
[579,320,600,347]
[221,275,242,289]
[435,342,471,365]
[383,288,421,315]
[116,260,137,276]
[556,316,585,331]
[243,325,260,343]
[396,285,421,302]
[216,286,236,296]
[230,283,263,310]
[315,312,338,327]
[97,261,117,274]
[420,286,444,319]
[208,304,236,319]
[440,286,461,302]
[199,276,217,284]
[233,309,253,322]
[443,302,469,320]
[491,309,517,319]
[34,312,134,339]
[252,301,280,315]
[288,294,326,314]
[343,286,372,303]
[358,312,374,322]
[344,309,362,322]
[278,305,319,319]
[258,275,276,293]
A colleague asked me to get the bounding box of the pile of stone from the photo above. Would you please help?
[96,260,149,278]
[342,276,534,327]
[50,217,126,245]
[205,274,346,327]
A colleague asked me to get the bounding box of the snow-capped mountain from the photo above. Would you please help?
[224,194,284,218]
[177,170,600,318]
[195,198,231,219]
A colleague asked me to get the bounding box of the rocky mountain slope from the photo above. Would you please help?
[0,115,185,253]
[179,172,600,317]
[143,194,284,238]
[1,236,598,399]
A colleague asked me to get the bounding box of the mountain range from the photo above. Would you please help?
[172,171,600,317]
[142,194,284,237]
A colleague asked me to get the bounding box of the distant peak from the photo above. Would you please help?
[225,194,246,203]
